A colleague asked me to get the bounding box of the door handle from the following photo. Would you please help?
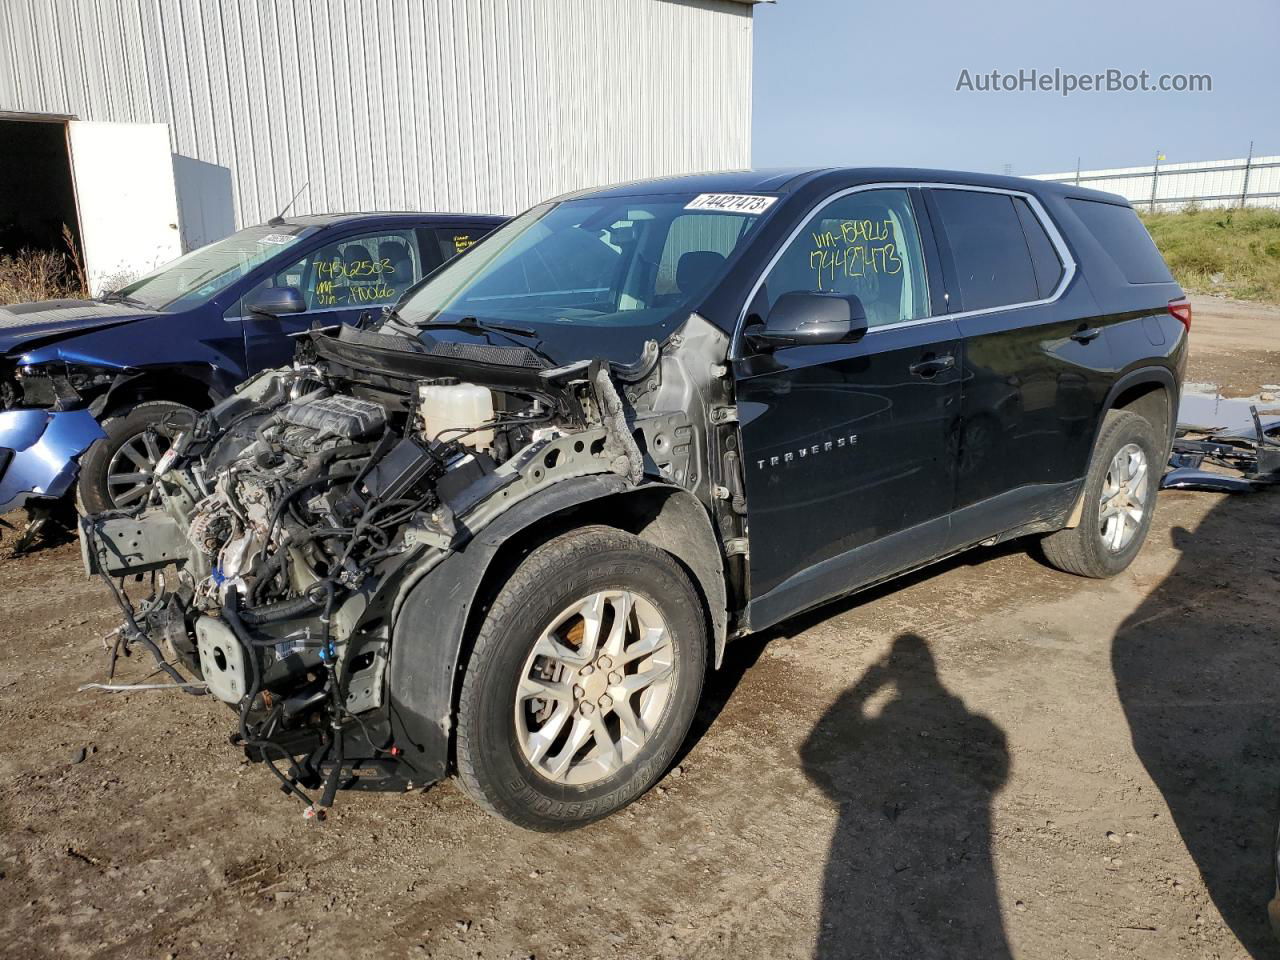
[909,355,955,378]
[1070,326,1103,344]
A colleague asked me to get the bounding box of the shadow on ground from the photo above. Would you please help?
[799,632,1012,959]
[681,543,1032,957]
[0,503,77,557]
[1113,491,1280,957]
[684,538,1035,766]
[683,492,1280,958]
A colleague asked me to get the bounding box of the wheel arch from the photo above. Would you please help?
[1062,366,1177,528]
[93,366,230,417]
[386,475,728,784]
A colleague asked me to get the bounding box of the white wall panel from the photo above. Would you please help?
[0,0,754,228]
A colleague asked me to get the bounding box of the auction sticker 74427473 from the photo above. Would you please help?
[684,194,779,214]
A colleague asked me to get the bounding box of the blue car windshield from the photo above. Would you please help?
[396,195,771,330]
[112,224,318,310]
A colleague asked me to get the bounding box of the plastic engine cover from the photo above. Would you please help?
[281,394,386,440]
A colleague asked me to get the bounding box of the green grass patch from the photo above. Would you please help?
[1141,206,1280,304]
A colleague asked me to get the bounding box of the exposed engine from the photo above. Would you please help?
[190,390,452,617]
[78,319,727,817]
[82,337,569,811]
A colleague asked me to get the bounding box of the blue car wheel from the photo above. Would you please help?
[77,401,194,512]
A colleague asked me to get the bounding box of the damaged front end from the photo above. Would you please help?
[80,318,730,815]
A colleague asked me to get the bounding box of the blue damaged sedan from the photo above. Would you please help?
[0,211,501,548]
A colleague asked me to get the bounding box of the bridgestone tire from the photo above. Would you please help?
[455,525,707,831]
[77,401,195,514]
[1041,409,1162,579]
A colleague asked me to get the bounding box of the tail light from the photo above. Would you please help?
[1168,297,1192,333]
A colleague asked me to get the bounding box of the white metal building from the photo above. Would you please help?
[0,0,761,292]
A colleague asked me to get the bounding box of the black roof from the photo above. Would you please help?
[567,167,1130,206]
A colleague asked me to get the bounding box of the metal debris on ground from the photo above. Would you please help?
[1162,395,1280,493]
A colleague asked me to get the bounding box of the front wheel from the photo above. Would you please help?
[1041,409,1162,578]
[77,401,196,513]
[455,526,707,830]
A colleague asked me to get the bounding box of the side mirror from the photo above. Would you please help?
[248,285,306,317]
[746,292,869,350]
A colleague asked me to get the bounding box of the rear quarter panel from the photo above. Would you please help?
[1042,192,1186,436]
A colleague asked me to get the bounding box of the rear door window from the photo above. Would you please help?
[1013,198,1065,298]
[1067,199,1173,284]
[930,189,1038,311]
[432,225,496,265]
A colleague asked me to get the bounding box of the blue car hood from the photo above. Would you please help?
[0,299,156,357]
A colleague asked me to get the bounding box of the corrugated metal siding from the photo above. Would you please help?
[1030,155,1280,211]
[0,0,753,225]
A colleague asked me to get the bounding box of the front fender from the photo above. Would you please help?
[386,475,728,784]
[93,364,239,416]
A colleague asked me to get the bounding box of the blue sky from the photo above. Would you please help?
[751,0,1279,175]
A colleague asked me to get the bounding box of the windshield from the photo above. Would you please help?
[396,195,771,330]
[112,224,318,310]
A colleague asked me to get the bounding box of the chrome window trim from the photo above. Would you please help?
[731,181,1078,359]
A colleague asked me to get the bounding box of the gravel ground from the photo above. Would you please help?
[0,300,1276,960]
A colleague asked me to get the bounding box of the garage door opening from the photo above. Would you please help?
[0,114,87,301]
[1,113,186,299]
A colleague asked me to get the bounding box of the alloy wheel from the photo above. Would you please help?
[514,590,675,787]
[1098,442,1149,553]
[105,429,172,508]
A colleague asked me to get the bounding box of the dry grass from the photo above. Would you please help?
[0,225,88,306]
[1142,206,1280,305]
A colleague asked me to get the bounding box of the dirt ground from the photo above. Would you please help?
[0,299,1277,960]
[1179,296,1280,398]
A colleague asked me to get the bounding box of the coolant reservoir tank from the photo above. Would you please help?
[418,378,494,450]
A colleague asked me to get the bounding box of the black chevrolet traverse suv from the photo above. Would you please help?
[84,168,1185,828]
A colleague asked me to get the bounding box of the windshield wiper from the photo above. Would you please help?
[98,291,149,308]
[420,315,540,339]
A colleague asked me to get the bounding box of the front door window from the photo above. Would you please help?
[288,230,421,311]
[758,188,929,328]
[237,228,426,371]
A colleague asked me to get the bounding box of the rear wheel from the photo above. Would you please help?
[455,526,707,830]
[77,401,195,513]
[1041,409,1161,578]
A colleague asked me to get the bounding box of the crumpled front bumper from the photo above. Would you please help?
[0,408,106,514]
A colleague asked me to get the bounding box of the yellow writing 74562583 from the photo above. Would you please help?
[316,257,397,279]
